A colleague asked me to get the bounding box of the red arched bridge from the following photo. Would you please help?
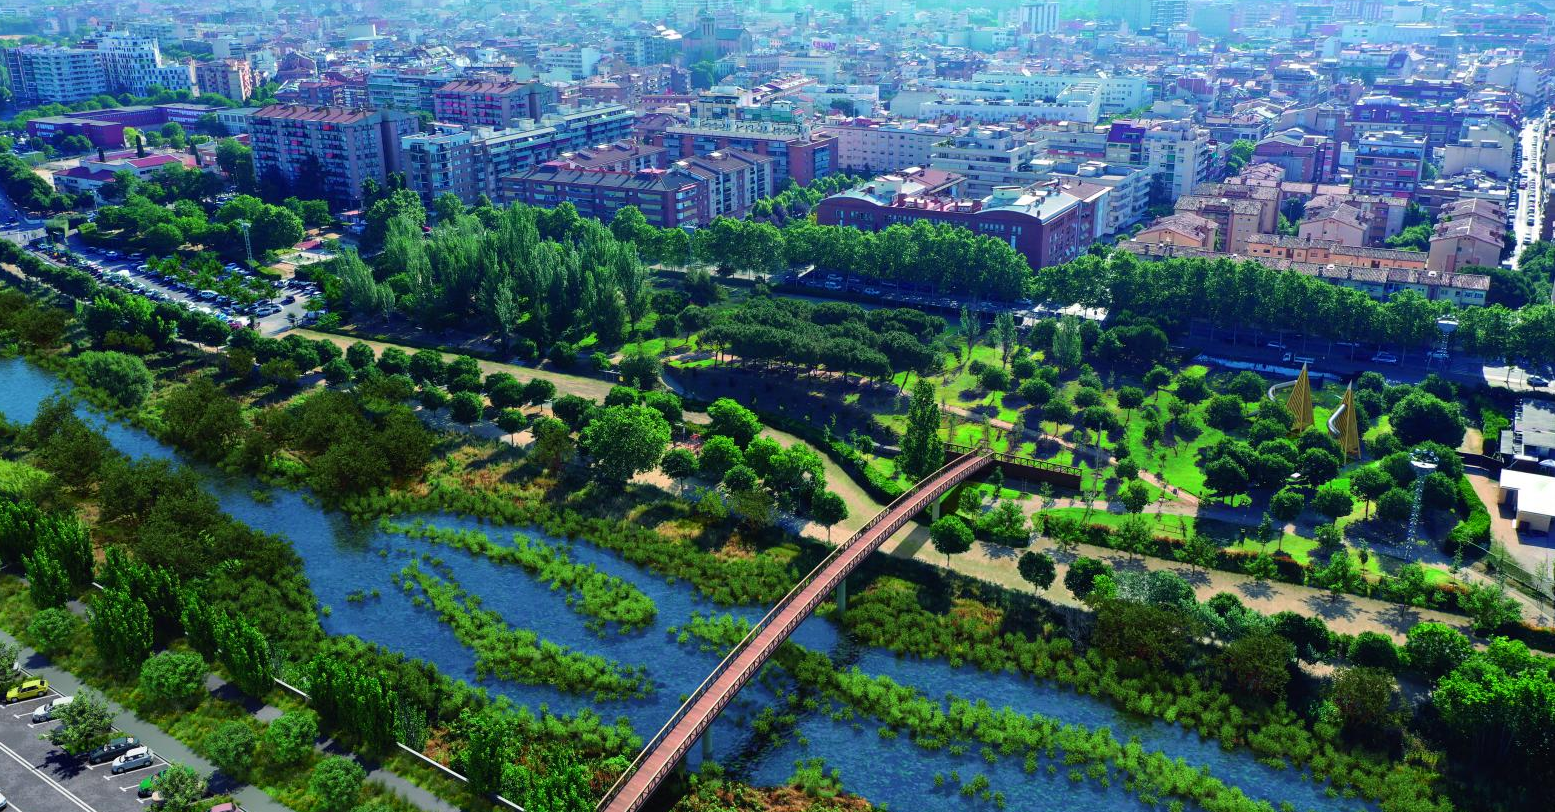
[595,447,998,812]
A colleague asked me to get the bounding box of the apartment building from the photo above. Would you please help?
[818,120,949,174]
[657,119,836,187]
[1142,119,1217,203]
[1253,129,1339,183]
[89,31,191,96]
[1427,199,1507,274]
[909,72,1152,115]
[817,172,1096,271]
[502,165,703,229]
[2,46,109,105]
[929,127,1041,198]
[250,105,419,207]
[918,85,1102,125]
[1442,121,1516,179]
[400,106,640,206]
[1352,130,1427,200]
[194,59,255,102]
[674,149,776,220]
[366,70,455,112]
[1028,159,1149,237]
[432,80,556,129]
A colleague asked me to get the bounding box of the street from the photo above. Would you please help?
[1513,111,1547,273]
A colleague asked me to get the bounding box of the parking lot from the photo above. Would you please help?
[0,676,171,812]
[46,241,319,336]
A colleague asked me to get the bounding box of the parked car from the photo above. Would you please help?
[87,736,140,764]
[5,678,49,702]
[1530,375,1549,388]
[31,695,72,723]
[111,746,154,774]
[1371,352,1400,364]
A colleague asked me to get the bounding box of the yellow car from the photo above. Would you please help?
[5,678,49,702]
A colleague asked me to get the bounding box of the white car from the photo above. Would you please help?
[1371,352,1399,364]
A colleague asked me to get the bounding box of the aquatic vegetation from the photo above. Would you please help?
[381,518,657,633]
[668,611,752,653]
[343,481,796,606]
[395,561,650,701]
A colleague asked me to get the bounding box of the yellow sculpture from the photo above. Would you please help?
[1285,364,1314,434]
[1337,383,1361,459]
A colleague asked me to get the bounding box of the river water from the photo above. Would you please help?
[0,357,1367,812]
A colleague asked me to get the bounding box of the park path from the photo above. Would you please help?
[874,525,1496,642]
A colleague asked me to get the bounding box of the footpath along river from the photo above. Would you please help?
[0,357,1369,812]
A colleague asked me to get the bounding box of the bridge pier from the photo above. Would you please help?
[930,498,941,521]
[701,729,713,762]
[834,575,847,615]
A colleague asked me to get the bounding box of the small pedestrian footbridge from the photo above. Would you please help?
[594,447,996,812]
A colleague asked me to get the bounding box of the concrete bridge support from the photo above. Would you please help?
[834,575,847,615]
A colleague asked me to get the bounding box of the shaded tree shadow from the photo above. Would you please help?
[1303,593,1359,621]
[1376,603,1423,635]
[1237,580,1275,601]
[978,541,1020,562]
[1174,565,1212,587]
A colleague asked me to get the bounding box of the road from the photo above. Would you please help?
[1513,111,1547,272]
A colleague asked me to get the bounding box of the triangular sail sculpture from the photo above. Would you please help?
[1285,363,1314,434]
[1337,383,1361,459]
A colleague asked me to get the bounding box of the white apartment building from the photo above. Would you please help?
[1019,1,1061,35]
[929,127,1041,197]
[539,46,602,80]
[2,46,109,105]
[1143,119,1216,202]
[910,72,1152,115]
[1029,159,1150,236]
[919,81,1103,124]
[1443,121,1515,179]
[91,31,175,96]
[778,54,840,83]
[819,120,952,173]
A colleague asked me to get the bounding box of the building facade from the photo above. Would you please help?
[250,105,419,207]
[2,46,109,105]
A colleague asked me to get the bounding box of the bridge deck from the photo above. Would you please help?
[596,449,993,812]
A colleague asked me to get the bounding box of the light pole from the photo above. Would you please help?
[236,219,253,265]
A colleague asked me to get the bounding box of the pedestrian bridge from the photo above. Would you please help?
[594,447,996,812]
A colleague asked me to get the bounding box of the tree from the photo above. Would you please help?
[1311,486,1354,522]
[578,404,672,486]
[1269,488,1305,523]
[151,763,208,812]
[522,377,557,405]
[265,711,319,766]
[660,447,698,489]
[1042,397,1073,435]
[1119,479,1151,514]
[1093,600,1196,673]
[1329,666,1396,734]
[46,689,113,754]
[309,756,366,812]
[1176,532,1220,572]
[1348,631,1400,670]
[1376,488,1414,522]
[1314,551,1363,600]
[994,311,1018,367]
[88,588,152,675]
[1226,138,1256,173]
[811,490,849,542]
[1221,632,1296,701]
[1245,553,1278,581]
[26,607,79,654]
[1459,582,1522,634]
[900,380,945,480]
[25,548,71,609]
[449,391,483,424]
[929,515,973,565]
[1017,551,1056,592]
[1389,391,1466,447]
[203,720,257,776]
[696,435,744,481]
[1404,622,1472,679]
[73,351,153,409]
[1203,457,1249,503]
[1204,395,1245,431]
[1116,386,1145,424]
[138,650,207,708]
[530,417,574,472]
[1350,466,1392,518]
[1065,556,1112,599]
[705,397,762,447]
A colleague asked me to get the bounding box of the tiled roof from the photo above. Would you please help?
[253,104,374,124]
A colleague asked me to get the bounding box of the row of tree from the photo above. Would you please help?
[698,296,946,383]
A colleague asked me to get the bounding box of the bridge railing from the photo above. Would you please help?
[594,448,991,812]
[944,442,1082,477]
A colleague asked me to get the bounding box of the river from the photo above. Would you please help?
[0,357,1367,812]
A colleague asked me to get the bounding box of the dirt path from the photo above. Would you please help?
[876,524,1486,642]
